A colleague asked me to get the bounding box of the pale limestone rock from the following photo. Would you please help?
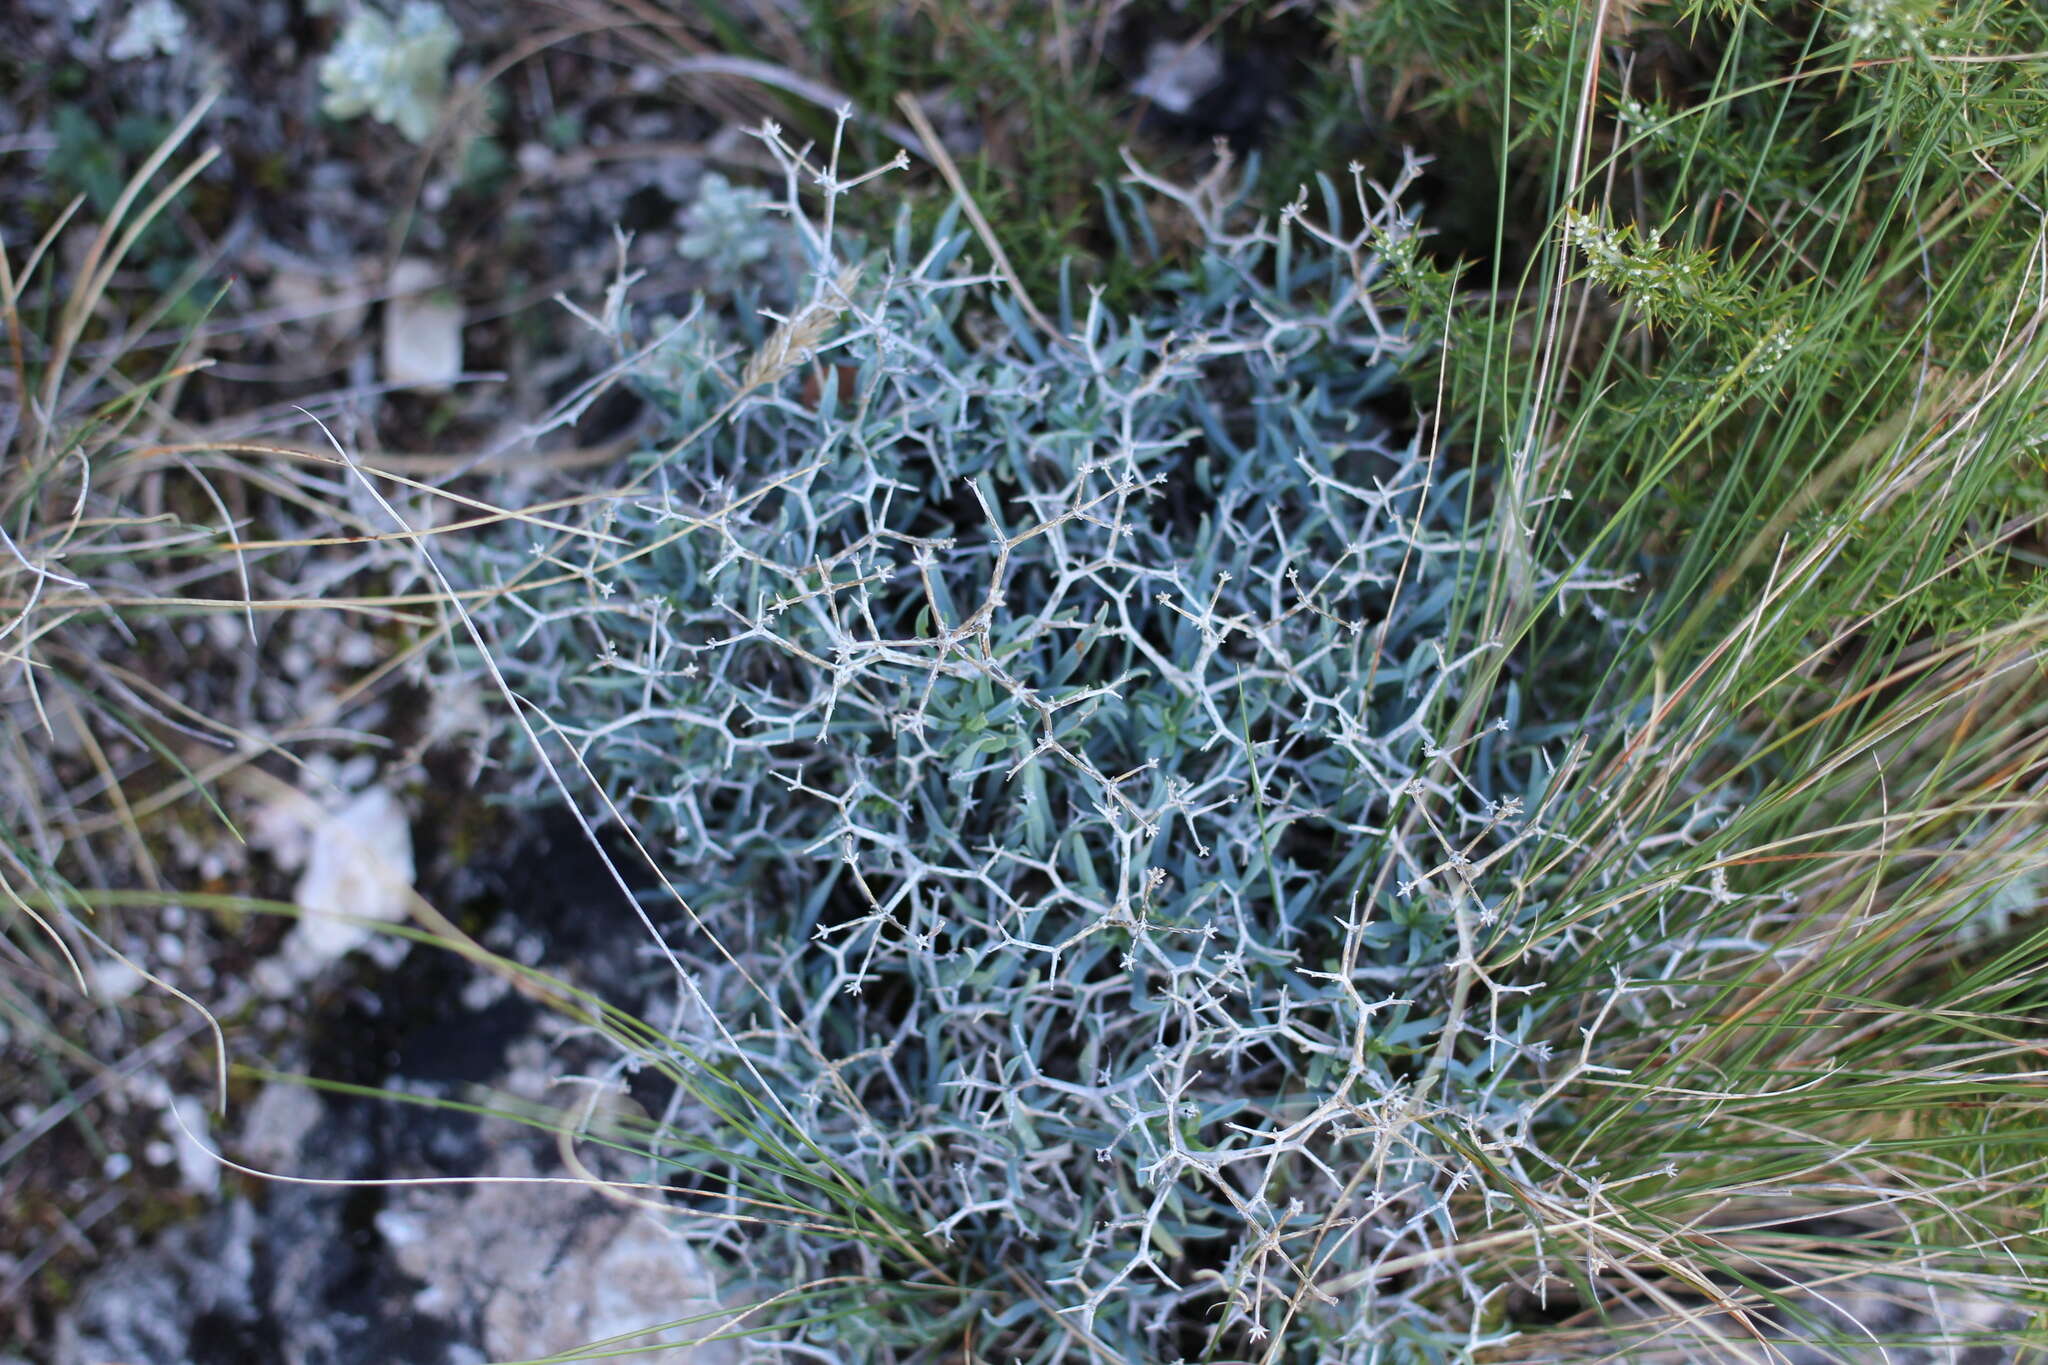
[236,1080,326,1171]
[1133,39,1223,116]
[256,785,415,995]
[163,1094,219,1196]
[380,1147,742,1364]
[382,257,463,390]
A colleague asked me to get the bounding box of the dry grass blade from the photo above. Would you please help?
[741,264,864,390]
[895,91,1071,350]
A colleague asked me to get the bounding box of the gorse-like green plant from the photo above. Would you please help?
[1331,0,2048,1357]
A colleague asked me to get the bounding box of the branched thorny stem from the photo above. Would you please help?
[477,121,1632,1353]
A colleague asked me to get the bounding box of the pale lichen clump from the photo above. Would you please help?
[317,1,460,145]
[108,0,189,62]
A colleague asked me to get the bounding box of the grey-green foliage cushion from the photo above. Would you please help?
[480,148,1623,1362]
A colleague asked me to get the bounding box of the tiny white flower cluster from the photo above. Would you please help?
[1840,0,1939,56]
[1562,207,1732,324]
[1562,207,1634,271]
[1751,318,1799,375]
[1615,94,1678,150]
[318,1,460,145]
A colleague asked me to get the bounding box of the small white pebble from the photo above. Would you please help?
[90,959,145,1004]
[382,257,464,391]
[515,141,554,177]
[164,1095,220,1196]
[375,1207,426,1248]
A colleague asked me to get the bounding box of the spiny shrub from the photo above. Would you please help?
[472,129,1669,1362]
